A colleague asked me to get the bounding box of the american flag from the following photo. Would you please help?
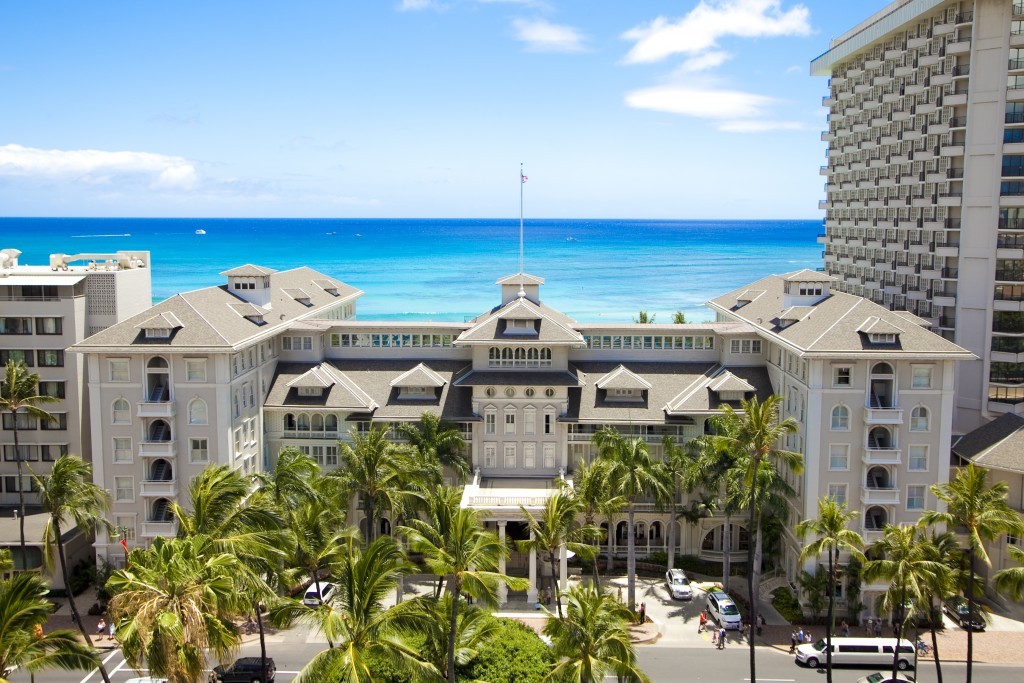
[521,173,528,183]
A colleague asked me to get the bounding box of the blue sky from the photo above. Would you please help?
[0,0,890,219]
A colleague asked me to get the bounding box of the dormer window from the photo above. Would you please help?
[504,318,537,336]
[870,333,897,344]
[298,386,323,397]
[145,327,171,339]
[233,280,256,290]
[608,388,643,402]
[398,386,430,399]
[136,311,182,341]
[798,284,823,296]
[284,288,312,307]
[315,279,340,297]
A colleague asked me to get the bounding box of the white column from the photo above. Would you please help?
[527,530,538,603]
[559,543,568,592]
[497,521,508,605]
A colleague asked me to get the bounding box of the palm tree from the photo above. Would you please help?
[559,459,624,586]
[543,583,649,683]
[335,426,411,543]
[864,524,945,681]
[712,395,800,683]
[275,535,434,683]
[518,491,602,618]
[255,446,321,512]
[795,497,865,683]
[922,463,1024,683]
[29,455,114,683]
[918,530,961,683]
[671,311,687,324]
[657,436,691,572]
[591,426,670,611]
[396,412,469,484]
[684,432,743,591]
[0,572,101,681]
[107,535,247,683]
[633,311,655,323]
[398,594,499,682]
[0,359,59,555]
[401,500,527,683]
[994,544,1024,600]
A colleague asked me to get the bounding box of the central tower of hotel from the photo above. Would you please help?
[814,0,1024,433]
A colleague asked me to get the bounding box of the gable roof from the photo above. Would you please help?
[457,296,585,345]
[707,271,974,359]
[952,413,1024,474]
[496,273,545,286]
[708,370,756,393]
[390,362,447,388]
[220,264,277,277]
[285,363,378,410]
[135,311,182,330]
[595,365,652,391]
[783,269,834,283]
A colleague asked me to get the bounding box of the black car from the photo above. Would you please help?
[942,596,986,631]
[212,657,276,683]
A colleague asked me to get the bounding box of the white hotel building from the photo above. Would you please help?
[73,264,970,615]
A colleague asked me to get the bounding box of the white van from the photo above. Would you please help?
[795,637,916,670]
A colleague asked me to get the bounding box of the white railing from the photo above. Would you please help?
[861,487,900,505]
[863,448,902,465]
[136,401,176,418]
[141,521,177,538]
[468,495,552,507]
[139,441,177,457]
[140,480,178,496]
[864,406,903,424]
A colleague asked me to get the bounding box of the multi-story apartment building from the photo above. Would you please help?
[71,265,361,567]
[814,0,1024,591]
[0,247,151,504]
[812,0,1024,434]
[78,264,970,617]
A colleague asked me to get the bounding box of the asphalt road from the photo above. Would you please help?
[10,634,1023,683]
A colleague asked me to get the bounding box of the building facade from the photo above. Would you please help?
[77,265,970,617]
[812,0,1024,433]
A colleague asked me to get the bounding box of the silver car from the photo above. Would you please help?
[665,569,693,600]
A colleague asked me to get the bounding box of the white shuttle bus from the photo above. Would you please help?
[795,637,916,670]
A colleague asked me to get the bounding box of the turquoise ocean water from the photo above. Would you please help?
[0,218,822,323]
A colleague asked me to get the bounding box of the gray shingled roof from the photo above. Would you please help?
[952,413,1024,474]
[457,297,585,345]
[664,365,773,414]
[707,271,974,358]
[453,370,583,387]
[595,365,652,390]
[496,273,545,285]
[390,363,447,388]
[266,360,472,421]
[220,264,277,277]
[74,266,362,350]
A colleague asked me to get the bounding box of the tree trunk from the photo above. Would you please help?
[311,572,333,649]
[14,421,26,555]
[892,581,906,683]
[447,577,462,683]
[588,513,602,588]
[722,513,731,592]
[825,547,835,682]
[550,552,563,619]
[56,520,112,683]
[365,496,375,544]
[627,505,636,611]
[607,516,615,573]
[929,601,943,683]
[746,482,758,683]
[966,548,976,683]
[255,600,269,683]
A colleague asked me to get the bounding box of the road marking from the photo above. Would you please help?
[78,649,122,683]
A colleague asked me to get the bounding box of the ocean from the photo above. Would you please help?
[0,218,823,323]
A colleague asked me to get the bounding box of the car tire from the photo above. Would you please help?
[897,658,910,671]
[806,657,819,669]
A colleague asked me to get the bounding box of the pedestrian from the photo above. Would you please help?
[96,617,106,641]
[718,627,727,649]
[805,630,812,645]
[109,620,115,642]
[699,610,708,633]
[797,626,804,644]
[789,630,797,654]
[756,613,765,637]
[639,602,646,625]
[866,617,874,636]
[874,620,882,638]
[841,619,850,637]
[712,627,718,646]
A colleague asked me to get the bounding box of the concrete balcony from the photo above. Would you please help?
[861,528,885,543]
[864,406,903,424]
[941,145,966,157]
[945,93,968,106]
[139,440,177,458]
[863,448,902,466]
[933,295,957,308]
[861,487,900,505]
[142,521,178,538]
[136,401,176,418]
[140,480,178,497]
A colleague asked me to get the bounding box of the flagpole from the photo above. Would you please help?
[519,163,525,298]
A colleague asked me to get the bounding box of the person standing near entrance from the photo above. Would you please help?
[718,626,727,649]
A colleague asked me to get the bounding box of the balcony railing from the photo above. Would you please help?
[139,440,177,458]
[998,234,1024,249]
[141,521,178,538]
[863,448,902,465]
[939,316,957,328]
[995,270,1024,282]
[140,480,178,497]
[136,401,176,418]
[861,487,901,505]
[864,406,903,424]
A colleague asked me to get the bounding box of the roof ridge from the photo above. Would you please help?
[179,290,232,345]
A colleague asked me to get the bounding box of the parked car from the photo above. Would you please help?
[303,581,336,607]
[943,595,986,631]
[664,569,693,600]
[856,671,916,683]
[795,637,915,671]
[212,657,276,683]
[705,591,742,630]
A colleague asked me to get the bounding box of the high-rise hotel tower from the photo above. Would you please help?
[814,0,1024,432]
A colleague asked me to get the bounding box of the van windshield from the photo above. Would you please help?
[813,639,827,652]
[721,604,740,616]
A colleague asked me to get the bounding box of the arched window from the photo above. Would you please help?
[539,348,552,366]
[147,357,169,369]
[112,398,130,424]
[311,414,325,431]
[868,426,892,449]
[325,414,338,431]
[514,348,526,365]
[148,420,171,441]
[296,414,310,431]
[187,399,207,425]
[151,498,173,522]
[488,348,500,367]
[872,362,894,375]
[831,405,850,430]
[527,347,539,361]
[910,406,930,431]
[285,413,297,430]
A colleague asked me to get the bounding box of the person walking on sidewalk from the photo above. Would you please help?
[698,610,708,633]
[96,618,106,642]
[789,630,797,654]
[718,627,727,649]
[756,613,765,637]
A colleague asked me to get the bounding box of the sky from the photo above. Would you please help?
[0,0,893,219]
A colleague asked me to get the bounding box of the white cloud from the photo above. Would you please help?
[716,119,808,133]
[398,0,439,11]
[622,0,811,65]
[624,85,775,119]
[0,144,199,190]
[676,50,732,74]
[512,18,587,53]
[786,64,802,74]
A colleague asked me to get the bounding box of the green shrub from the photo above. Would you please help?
[459,618,553,683]
[772,586,803,623]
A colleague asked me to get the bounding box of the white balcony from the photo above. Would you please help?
[140,480,178,497]
[139,440,177,458]
[136,401,176,418]
[141,521,178,538]
[861,487,900,505]
[861,527,885,543]
[864,406,903,424]
[863,448,902,466]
